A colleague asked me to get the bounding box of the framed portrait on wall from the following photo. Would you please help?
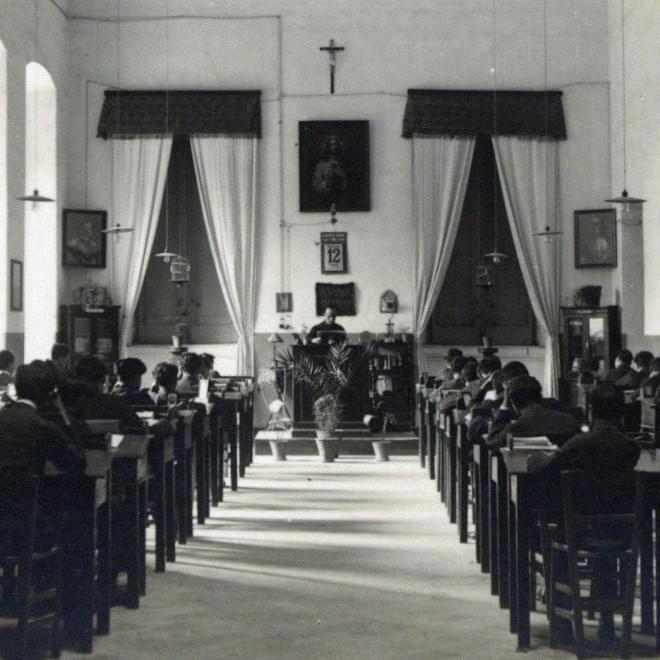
[574,209,617,268]
[299,120,370,213]
[62,209,107,268]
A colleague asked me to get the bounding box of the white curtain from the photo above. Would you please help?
[492,136,561,397]
[412,135,476,338]
[190,135,257,375]
[112,136,173,354]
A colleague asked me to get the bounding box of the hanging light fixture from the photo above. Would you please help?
[107,0,133,240]
[19,0,54,204]
[155,0,177,263]
[484,0,508,265]
[604,0,645,216]
[534,0,563,243]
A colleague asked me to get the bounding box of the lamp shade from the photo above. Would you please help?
[267,333,284,344]
[17,188,54,203]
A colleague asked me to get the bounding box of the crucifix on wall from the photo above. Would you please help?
[319,39,345,94]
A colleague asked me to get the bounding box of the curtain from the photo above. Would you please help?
[492,136,561,397]
[190,136,258,375]
[112,136,173,354]
[412,135,475,338]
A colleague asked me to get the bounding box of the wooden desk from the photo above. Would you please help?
[44,450,112,653]
[425,399,436,480]
[111,434,150,609]
[455,420,469,544]
[472,440,491,575]
[176,410,196,542]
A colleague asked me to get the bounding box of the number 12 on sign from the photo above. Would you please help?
[320,232,348,274]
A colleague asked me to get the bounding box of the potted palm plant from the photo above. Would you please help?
[276,341,369,462]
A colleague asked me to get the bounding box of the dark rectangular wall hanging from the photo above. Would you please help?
[315,282,356,316]
[62,209,107,268]
[299,121,370,213]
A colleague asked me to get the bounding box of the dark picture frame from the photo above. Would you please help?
[62,209,107,268]
[10,260,23,312]
[299,120,370,213]
[574,209,617,268]
[276,292,293,313]
[320,232,348,274]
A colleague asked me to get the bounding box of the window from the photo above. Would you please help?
[24,62,57,361]
[135,137,236,344]
[426,135,536,345]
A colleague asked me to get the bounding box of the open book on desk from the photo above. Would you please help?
[508,435,558,451]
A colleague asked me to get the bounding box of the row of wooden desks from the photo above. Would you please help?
[418,389,660,652]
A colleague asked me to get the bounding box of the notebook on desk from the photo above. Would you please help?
[508,435,558,451]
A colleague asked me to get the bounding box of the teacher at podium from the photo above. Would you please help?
[308,307,347,345]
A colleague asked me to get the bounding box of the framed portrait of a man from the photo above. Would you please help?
[574,209,617,268]
[62,209,107,268]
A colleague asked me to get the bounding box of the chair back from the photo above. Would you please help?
[0,470,39,561]
[560,469,640,552]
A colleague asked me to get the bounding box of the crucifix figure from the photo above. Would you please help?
[320,39,345,94]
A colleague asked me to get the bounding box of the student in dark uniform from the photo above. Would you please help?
[308,307,346,345]
[0,349,15,388]
[113,357,154,406]
[603,349,639,388]
[486,375,580,449]
[642,357,660,397]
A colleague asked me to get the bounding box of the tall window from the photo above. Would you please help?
[24,62,57,361]
[0,40,7,337]
[135,137,236,344]
[426,135,536,345]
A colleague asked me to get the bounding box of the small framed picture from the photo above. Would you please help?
[276,292,293,313]
[62,209,107,268]
[320,232,348,274]
[10,260,23,312]
[574,209,617,268]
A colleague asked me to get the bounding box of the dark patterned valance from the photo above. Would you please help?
[403,89,566,140]
[97,90,261,139]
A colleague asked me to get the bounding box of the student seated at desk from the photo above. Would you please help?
[148,362,179,404]
[0,361,86,475]
[438,355,469,391]
[641,357,660,398]
[438,348,463,383]
[112,357,154,406]
[602,348,639,389]
[200,352,220,379]
[486,375,579,450]
[471,355,502,405]
[176,352,203,395]
[70,356,144,432]
[438,362,479,414]
[0,349,15,388]
[527,383,640,505]
[634,350,653,382]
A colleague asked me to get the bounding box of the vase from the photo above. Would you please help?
[315,430,340,462]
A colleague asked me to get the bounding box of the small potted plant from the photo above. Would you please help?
[276,341,371,463]
[313,393,341,461]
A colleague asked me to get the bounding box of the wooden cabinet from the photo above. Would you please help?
[559,306,621,408]
[560,306,621,379]
[368,340,415,431]
[58,305,120,369]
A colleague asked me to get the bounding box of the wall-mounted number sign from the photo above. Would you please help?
[320,232,348,274]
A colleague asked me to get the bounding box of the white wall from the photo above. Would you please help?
[62,0,612,352]
[608,0,660,351]
[0,0,71,361]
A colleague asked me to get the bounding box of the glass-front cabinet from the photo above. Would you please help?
[560,306,621,380]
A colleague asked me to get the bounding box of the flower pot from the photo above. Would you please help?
[315,431,340,462]
[372,441,390,462]
[268,440,287,461]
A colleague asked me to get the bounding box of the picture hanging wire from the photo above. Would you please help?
[534,0,562,242]
[484,0,508,265]
[18,0,54,203]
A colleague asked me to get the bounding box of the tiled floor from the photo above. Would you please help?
[61,455,654,659]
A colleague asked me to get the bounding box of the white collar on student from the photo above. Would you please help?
[15,398,37,410]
